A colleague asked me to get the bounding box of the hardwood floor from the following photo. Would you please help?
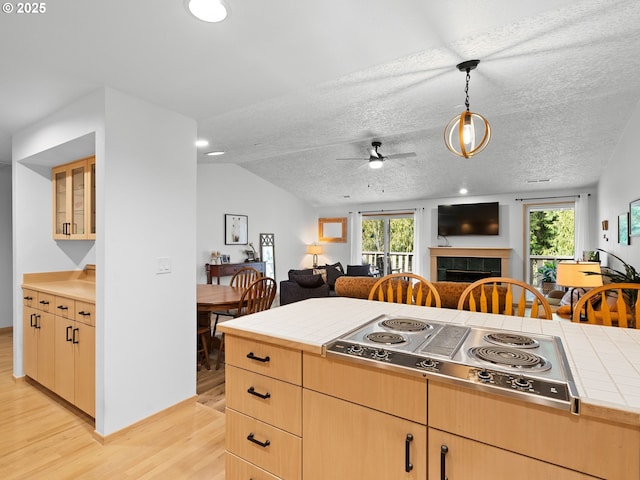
[0,328,227,479]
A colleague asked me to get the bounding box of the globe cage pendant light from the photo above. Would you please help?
[444,60,491,158]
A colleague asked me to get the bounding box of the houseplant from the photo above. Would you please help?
[537,260,557,295]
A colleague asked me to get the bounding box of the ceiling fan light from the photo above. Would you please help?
[187,0,229,23]
[369,158,383,169]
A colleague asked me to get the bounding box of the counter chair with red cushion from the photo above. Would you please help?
[457,277,553,320]
[572,283,640,328]
[368,272,441,307]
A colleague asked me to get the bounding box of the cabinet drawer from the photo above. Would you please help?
[226,452,280,480]
[303,352,427,425]
[227,409,301,480]
[225,336,301,385]
[226,365,302,435]
[23,289,37,307]
[36,292,55,312]
[54,296,76,319]
[75,301,95,326]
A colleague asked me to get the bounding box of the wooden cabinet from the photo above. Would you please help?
[53,299,95,417]
[428,381,640,480]
[22,291,55,391]
[302,353,427,480]
[205,261,266,284]
[225,335,302,479]
[22,287,95,417]
[429,428,598,479]
[52,156,95,240]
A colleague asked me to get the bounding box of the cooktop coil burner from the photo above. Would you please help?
[380,318,431,332]
[365,332,407,345]
[469,346,550,371]
[484,332,539,349]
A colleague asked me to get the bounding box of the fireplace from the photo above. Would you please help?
[429,247,512,282]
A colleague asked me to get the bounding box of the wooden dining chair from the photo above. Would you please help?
[457,277,553,320]
[215,276,277,369]
[572,283,640,328]
[367,272,441,307]
[211,266,261,331]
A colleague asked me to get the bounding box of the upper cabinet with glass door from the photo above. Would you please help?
[52,156,96,240]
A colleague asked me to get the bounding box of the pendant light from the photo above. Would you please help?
[444,60,491,158]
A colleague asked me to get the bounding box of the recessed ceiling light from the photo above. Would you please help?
[459,188,468,194]
[206,150,225,156]
[195,139,209,147]
[185,0,229,23]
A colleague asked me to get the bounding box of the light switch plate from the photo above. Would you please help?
[156,257,171,274]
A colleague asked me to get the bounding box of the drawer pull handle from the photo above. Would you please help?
[78,311,91,316]
[247,433,270,448]
[246,352,270,363]
[440,444,449,480]
[66,326,73,342]
[39,300,49,305]
[57,305,68,311]
[405,434,414,472]
[24,296,33,301]
[247,387,271,399]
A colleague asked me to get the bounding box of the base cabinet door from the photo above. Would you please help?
[54,316,76,404]
[22,306,55,390]
[74,322,95,417]
[429,429,599,480]
[303,389,426,480]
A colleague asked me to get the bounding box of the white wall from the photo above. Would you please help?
[597,97,640,270]
[12,88,197,437]
[196,163,316,287]
[316,187,598,281]
[0,164,11,328]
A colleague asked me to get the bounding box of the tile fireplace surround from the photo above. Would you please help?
[429,247,512,281]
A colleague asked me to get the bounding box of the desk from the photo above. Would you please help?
[205,261,266,284]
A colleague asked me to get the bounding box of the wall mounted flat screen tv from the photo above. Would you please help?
[438,201,499,236]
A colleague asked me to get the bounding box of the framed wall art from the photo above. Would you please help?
[631,199,640,238]
[618,212,630,245]
[225,214,248,245]
[318,217,347,243]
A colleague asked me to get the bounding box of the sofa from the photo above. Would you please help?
[279,263,373,306]
[334,276,508,310]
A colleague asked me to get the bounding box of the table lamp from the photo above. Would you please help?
[556,261,602,320]
[307,244,323,268]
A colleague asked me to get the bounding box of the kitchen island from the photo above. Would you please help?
[219,297,640,480]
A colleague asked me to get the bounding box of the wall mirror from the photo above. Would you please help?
[318,217,347,243]
[260,233,275,278]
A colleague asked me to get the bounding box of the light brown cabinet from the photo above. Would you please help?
[22,290,55,391]
[22,287,95,417]
[54,298,95,417]
[52,156,95,240]
[225,336,302,479]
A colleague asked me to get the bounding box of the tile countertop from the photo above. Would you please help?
[219,297,640,423]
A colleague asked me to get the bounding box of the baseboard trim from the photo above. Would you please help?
[93,395,198,445]
[0,326,13,334]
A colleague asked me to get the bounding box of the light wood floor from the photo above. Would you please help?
[0,328,228,479]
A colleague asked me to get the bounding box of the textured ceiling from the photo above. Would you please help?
[2,0,639,206]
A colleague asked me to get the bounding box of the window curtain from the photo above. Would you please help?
[349,211,362,265]
[574,193,590,260]
[413,208,423,276]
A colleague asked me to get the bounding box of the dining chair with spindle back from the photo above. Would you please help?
[572,283,640,328]
[367,272,441,307]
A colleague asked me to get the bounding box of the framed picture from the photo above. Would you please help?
[225,214,248,245]
[260,233,275,279]
[619,212,630,245]
[220,254,230,264]
[631,199,640,237]
[318,217,347,243]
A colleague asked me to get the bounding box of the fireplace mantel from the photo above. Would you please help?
[429,247,512,281]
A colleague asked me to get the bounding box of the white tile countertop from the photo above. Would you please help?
[219,297,640,422]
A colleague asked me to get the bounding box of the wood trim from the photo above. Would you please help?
[94,395,199,445]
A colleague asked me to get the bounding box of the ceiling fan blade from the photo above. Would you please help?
[336,157,366,161]
[384,152,416,160]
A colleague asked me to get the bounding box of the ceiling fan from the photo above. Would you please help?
[337,141,416,169]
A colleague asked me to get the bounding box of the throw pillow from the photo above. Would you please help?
[292,274,325,288]
[325,262,345,289]
[288,268,314,281]
[346,264,372,276]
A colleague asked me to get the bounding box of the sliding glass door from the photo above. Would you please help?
[361,214,414,276]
